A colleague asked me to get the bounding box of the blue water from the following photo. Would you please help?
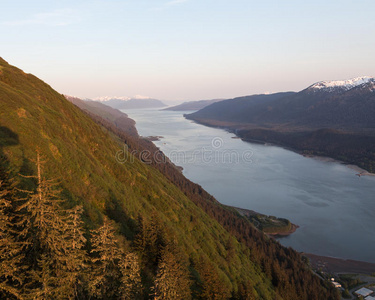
[124,108,375,263]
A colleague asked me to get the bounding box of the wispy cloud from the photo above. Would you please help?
[152,0,189,11]
[165,0,189,6]
[2,9,81,27]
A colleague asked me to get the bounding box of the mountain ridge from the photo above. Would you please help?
[88,97,167,110]
[186,77,375,172]
[307,76,374,92]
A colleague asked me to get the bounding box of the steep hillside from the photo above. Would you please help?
[0,58,338,299]
[65,96,138,137]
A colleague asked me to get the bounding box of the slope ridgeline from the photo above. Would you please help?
[186,79,375,172]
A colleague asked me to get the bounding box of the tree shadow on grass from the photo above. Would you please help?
[0,126,19,173]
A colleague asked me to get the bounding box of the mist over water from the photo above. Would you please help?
[125,109,375,263]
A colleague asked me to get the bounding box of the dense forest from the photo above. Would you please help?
[0,57,340,299]
[186,86,375,172]
[186,81,375,130]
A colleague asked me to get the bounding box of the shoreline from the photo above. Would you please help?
[303,154,375,177]
[186,117,375,177]
[267,223,300,237]
[230,206,299,236]
[143,135,164,141]
[231,205,375,274]
[304,253,375,274]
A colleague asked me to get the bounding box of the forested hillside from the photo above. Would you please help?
[186,83,375,172]
[0,57,339,299]
[187,79,375,130]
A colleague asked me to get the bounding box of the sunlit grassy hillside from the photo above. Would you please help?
[0,57,339,299]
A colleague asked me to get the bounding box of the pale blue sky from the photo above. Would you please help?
[1,0,374,102]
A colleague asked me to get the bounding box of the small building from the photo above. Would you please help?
[365,296,375,300]
[332,282,341,288]
[355,287,373,298]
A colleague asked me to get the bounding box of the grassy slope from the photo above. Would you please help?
[65,96,138,137]
[0,58,341,299]
[66,97,340,299]
[0,58,276,297]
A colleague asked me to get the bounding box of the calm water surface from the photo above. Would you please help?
[124,109,375,263]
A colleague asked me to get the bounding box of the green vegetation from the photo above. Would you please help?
[233,207,295,235]
[341,288,351,299]
[338,274,365,290]
[248,214,293,234]
[0,57,339,299]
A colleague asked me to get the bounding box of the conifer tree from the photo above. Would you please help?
[89,217,123,298]
[195,257,230,300]
[119,252,142,300]
[19,153,66,298]
[153,246,191,300]
[134,212,166,271]
[89,217,142,299]
[235,280,256,300]
[58,205,88,299]
[19,153,88,299]
[0,179,23,299]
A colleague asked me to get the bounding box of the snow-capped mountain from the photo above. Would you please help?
[81,95,166,109]
[92,95,151,102]
[308,76,374,92]
[187,75,375,130]
[93,96,130,102]
[356,77,375,93]
[87,97,166,110]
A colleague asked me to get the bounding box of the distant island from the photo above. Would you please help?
[164,99,224,111]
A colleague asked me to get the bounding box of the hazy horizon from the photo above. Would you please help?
[1,0,374,102]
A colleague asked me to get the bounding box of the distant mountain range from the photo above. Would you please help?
[187,76,375,131]
[89,96,167,110]
[164,99,225,111]
[186,76,375,172]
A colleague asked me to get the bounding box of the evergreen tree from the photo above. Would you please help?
[89,217,123,298]
[153,246,191,300]
[89,217,142,299]
[195,257,230,300]
[119,252,142,300]
[18,153,88,299]
[0,179,23,299]
[235,280,256,300]
[58,205,88,299]
[134,212,166,271]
